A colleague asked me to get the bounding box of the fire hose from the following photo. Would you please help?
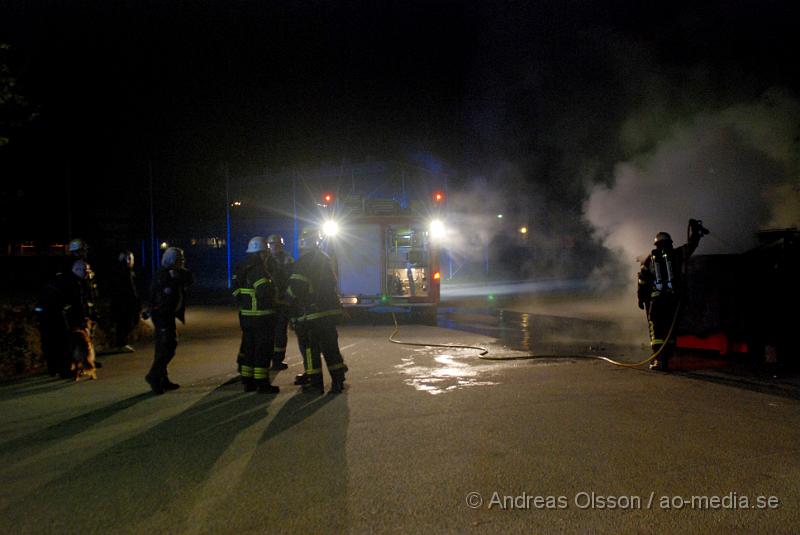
[389,304,681,369]
[389,219,706,368]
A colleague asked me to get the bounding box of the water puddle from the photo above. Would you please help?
[395,350,499,395]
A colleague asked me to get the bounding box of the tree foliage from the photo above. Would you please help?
[0,43,37,147]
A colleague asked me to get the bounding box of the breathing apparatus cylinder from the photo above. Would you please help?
[651,249,676,292]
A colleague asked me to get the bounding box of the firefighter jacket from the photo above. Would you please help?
[110,263,141,321]
[637,231,702,309]
[269,250,295,305]
[150,267,194,324]
[35,272,91,331]
[288,247,342,322]
[232,254,277,317]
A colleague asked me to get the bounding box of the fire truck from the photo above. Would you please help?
[314,192,446,322]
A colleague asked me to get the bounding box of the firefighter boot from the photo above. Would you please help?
[301,378,324,395]
[256,379,279,394]
[330,367,347,394]
[294,373,309,386]
[242,376,256,392]
[649,344,665,371]
[146,375,165,395]
[162,377,180,391]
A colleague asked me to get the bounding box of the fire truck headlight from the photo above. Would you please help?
[322,220,339,237]
[430,219,446,240]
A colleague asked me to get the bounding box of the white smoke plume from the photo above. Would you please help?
[586,88,800,278]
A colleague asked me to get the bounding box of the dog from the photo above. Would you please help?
[71,324,97,381]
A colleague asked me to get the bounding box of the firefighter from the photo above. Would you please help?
[65,238,99,318]
[267,233,294,370]
[637,218,708,371]
[232,236,280,394]
[288,229,348,394]
[65,238,100,352]
[35,259,93,378]
[110,251,141,352]
[145,247,193,395]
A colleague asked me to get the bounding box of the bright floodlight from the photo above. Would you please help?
[430,219,446,239]
[322,220,339,237]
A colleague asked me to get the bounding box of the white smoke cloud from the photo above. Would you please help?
[586,88,800,278]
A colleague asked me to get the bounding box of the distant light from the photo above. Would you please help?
[231,201,242,207]
[429,219,446,240]
[322,220,339,237]
[160,242,168,250]
[381,294,390,303]
[497,214,503,219]
[519,226,528,234]
[341,296,358,305]
[488,294,495,301]
[433,191,445,203]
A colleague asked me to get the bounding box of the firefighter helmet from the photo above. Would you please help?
[68,238,88,254]
[161,247,185,268]
[654,232,673,247]
[246,236,268,253]
[118,250,134,267]
[298,229,321,250]
[267,234,284,246]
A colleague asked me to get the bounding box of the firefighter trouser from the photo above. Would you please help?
[238,315,276,384]
[647,293,678,363]
[296,316,347,385]
[38,319,70,377]
[273,308,289,365]
[148,316,178,383]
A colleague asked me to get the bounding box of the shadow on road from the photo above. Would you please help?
[260,391,338,443]
[203,391,351,533]
[0,374,83,401]
[0,384,277,533]
[0,392,153,463]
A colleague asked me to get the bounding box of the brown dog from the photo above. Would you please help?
[71,325,97,381]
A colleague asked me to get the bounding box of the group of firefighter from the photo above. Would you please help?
[40,215,704,389]
[227,230,348,396]
[36,239,142,379]
[37,229,347,396]
[145,229,347,395]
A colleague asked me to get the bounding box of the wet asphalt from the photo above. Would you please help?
[1,306,799,534]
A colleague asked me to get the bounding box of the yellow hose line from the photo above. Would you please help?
[389,304,681,369]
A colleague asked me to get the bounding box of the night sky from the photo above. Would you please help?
[1,1,798,278]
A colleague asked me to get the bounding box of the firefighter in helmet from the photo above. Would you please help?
[267,233,294,370]
[637,218,708,370]
[288,228,348,394]
[145,247,193,394]
[65,238,99,326]
[232,237,280,394]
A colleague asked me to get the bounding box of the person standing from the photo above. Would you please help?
[110,251,141,352]
[35,259,93,378]
[66,238,98,322]
[266,233,294,370]
[232,237,280,394]
[288,229,348,394]
[637,218,708,371]
[145,247,193,395]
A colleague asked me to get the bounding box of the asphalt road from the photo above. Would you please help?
[1,306,799,534]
